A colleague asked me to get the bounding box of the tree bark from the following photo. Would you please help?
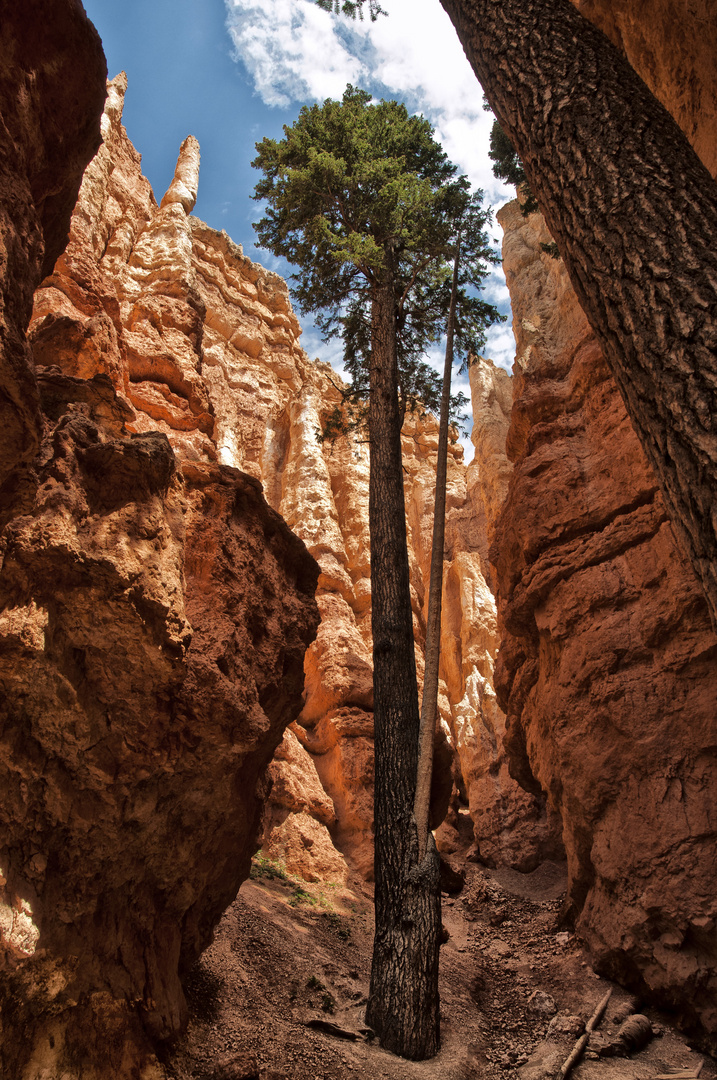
[365,267,441,1060]
[413,244,460,861]
[440,0,717,628]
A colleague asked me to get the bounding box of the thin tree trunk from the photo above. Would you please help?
[440,0,717,628]
[414,244,460,861]
[365,267,441,1060]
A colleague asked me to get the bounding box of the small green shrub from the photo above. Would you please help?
[321,992,337,1014]
[540,241,561,260]
[288,885,315,908]
[250,851,289,881]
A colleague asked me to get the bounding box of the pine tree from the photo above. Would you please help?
[252,85,499,1059]
[314,0,717,628]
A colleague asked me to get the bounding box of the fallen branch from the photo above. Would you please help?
[558,988,613,1080]
[305,1018,359,1041]
[652,1064,704,1080]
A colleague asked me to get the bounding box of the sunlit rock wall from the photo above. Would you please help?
[1,71,320,1080]
[491,198,717,1041]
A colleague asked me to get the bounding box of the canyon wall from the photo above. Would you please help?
[0,66,320,1080]
[7,0,715,1066]
[31,71,547,886]
[489,201,717,1039]
[1,59,549,1076]
[488,0,717,1041]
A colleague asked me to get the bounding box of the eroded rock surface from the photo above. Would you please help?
[259,728,349,885]
[29,74,539,886]
[488,8,717,1040]
[491,200,717,1042]
[1,71,319,1080]
[0,0,106,486]
[0,368,319,1079]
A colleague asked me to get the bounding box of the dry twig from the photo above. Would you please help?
[558,988,613,1080]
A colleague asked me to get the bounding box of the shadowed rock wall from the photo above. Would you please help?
[0,0,106,486]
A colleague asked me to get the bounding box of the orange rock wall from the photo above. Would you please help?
[491,163,717,1046]
[1,71,320,1080]
[487,3,717,1039]
[29,73,544,884]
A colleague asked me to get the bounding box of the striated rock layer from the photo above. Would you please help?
[29,72,545,886]
[491,200,717,1042]
[1,71,320,1080]
[464,357,562,871]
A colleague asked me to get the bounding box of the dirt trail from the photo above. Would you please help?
[163,860,714,1080]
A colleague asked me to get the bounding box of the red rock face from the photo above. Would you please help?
[0,0,106,486]
[0,369,319,1078]
[488,2,717,1042]
[0,58,320,1080]
[491,202,717,1041]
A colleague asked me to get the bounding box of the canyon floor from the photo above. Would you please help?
[161,858,713,1080]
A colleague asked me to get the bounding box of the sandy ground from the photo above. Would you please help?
[162,859,714,1080]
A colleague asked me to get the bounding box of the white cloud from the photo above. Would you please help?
[484,322,516,373]
[225,0,364,107]
[484,273,511,308]
[225,0,518,438]
[224,0,513,203]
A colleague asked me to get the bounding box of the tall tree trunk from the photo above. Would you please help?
[440,0,717,628]
[414,244,460,861]
[365,268,441,1060]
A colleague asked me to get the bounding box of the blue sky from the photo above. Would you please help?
[82,0,517,454]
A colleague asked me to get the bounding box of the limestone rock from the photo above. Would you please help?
[491,199,717,1041]
[28,73,558,884]
[468,357,513,546]
[0,369,320,1078]
[259,729,349,884]
[264,728,336,826]
[0,0,106,486]
[487,7,717,1039]
[160,135,200,213]
[262,813,348,886]
[296,708,377,882]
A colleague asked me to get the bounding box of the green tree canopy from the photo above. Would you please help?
[253,86,500,436]
[315,0,385,17]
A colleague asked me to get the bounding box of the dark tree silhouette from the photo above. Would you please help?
[252,86,498,1059]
